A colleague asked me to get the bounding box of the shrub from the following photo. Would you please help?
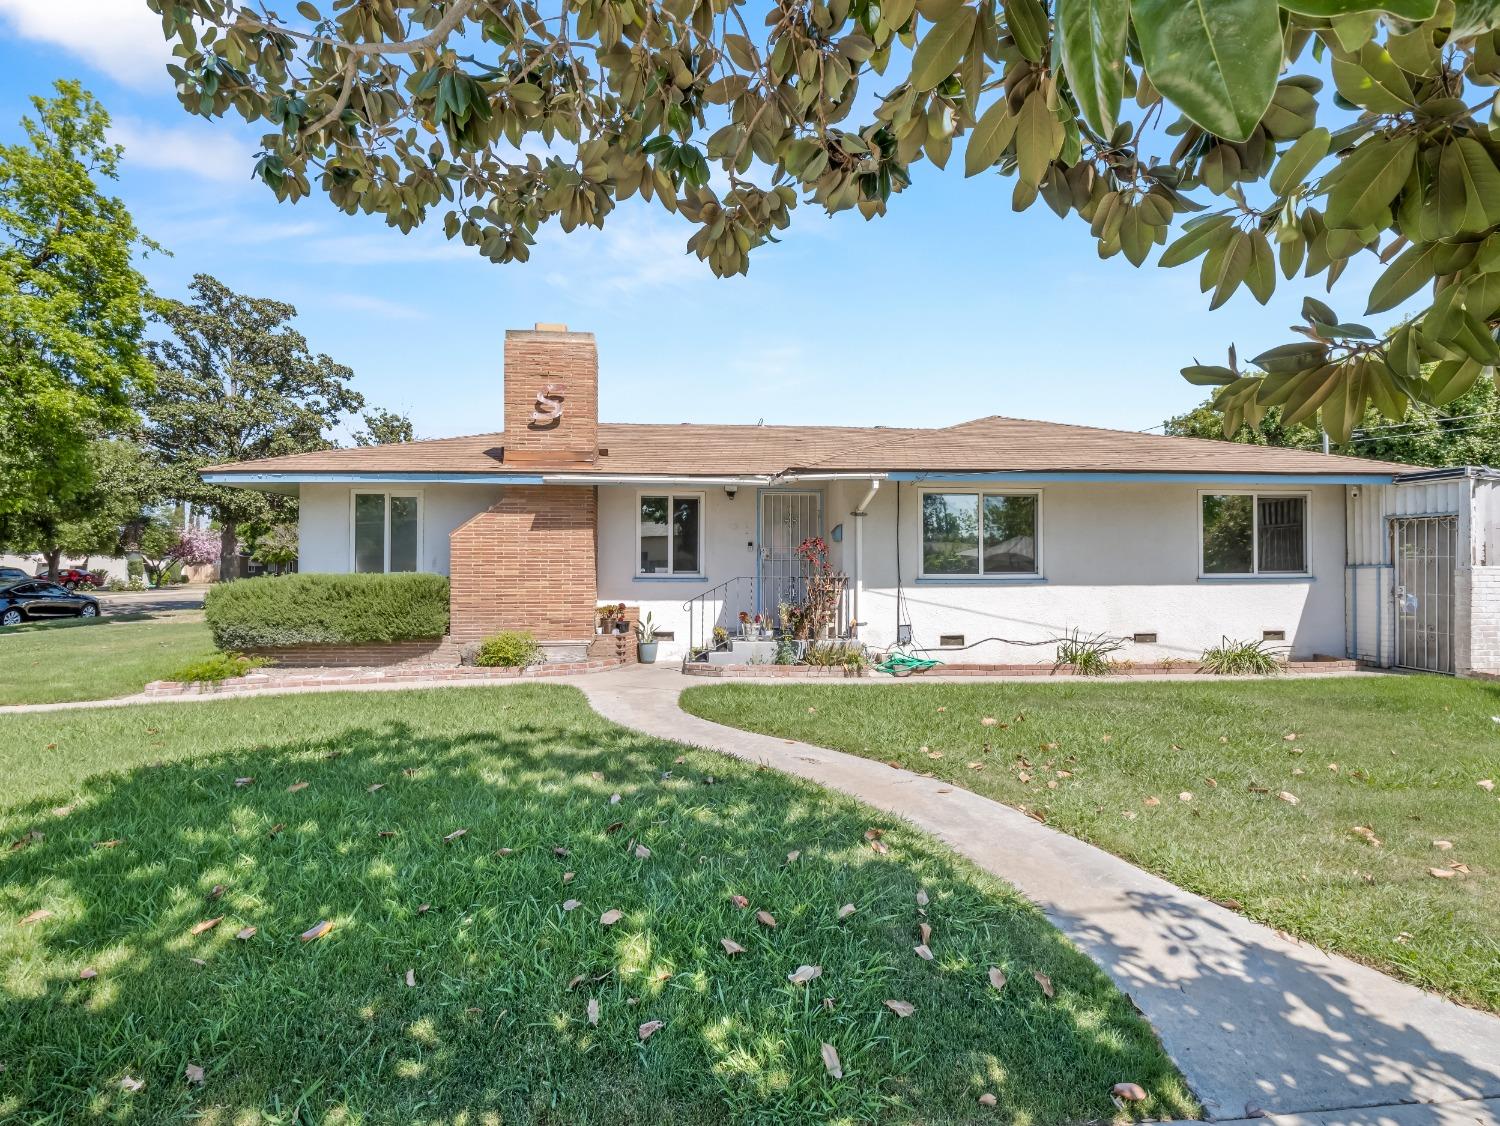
[167,652,269,683]
[205,573,450,650]
[774,635,798,665]
[1200,637,1284,676]
[804,641,868,669]
[473,631,543,668]
[1054,629,1124,676]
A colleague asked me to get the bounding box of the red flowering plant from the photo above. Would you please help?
[794,537,844,641]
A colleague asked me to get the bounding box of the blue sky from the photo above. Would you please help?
[0,0,1389,441]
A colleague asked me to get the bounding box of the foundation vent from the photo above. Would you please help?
[1132,632,1157,644]
[939,634,965,648]
[1263,629,1286,641]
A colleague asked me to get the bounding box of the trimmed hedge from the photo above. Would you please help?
[205,573,450,650]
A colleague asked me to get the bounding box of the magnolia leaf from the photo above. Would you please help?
[235,926,256,940]
[405,968,416,987]
[820,1042,844,1079]
[965,100,1018,177]
[1056,0,1128,135]
[1270,128,1331,198]
[19,909,52,926]
[756,910,778,927]
[300,919,333,941]
[1325,135,1416,230]
[563,899,581,911]
[1015,91,1061,188]
[600,908,623,926]
[634,843,652,859]
[884,999,916,1017]
[979,1092,998,1106]
[988,966,1008,990]
[1132,0,1280,142]
[1112,1082,1149,1102]
[286,781,308,793]
[720,937,746,955]
[443,828,467,843]
[588,997,600,1025]
[1032,969,1055,997]
[184,1063,205,1086]
[1367,242,1438,314]
[838,902,857,919]
[788,964,823,984]
[190,916,223,936]
[638,1019,665,1040]
[914,943,934,960]
[1003,0,1048,61]
[910,7,977,91]
[730,894,749,908]
[1280,0,1435,13]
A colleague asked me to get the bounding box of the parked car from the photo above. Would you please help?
[0,580,101,626]
[0,566,29,582]
[36,567,104,592]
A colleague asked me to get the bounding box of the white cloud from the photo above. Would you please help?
[534,211,712,295]
[107,117,255,184]
[321,293,429,321]
[0,0,173,89]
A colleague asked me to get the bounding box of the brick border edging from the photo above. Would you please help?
[143,659,626,697]
[682,660,1359,678]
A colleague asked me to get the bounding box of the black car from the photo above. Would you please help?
[0,580,100,626]
[0,566,30,582]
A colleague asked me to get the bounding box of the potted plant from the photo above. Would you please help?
[738,610,751,637]
[637,612,660,664]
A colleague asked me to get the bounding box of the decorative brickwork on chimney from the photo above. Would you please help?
[449,485,598,643]
[502,325,599,467]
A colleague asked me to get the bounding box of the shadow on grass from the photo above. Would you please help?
[0,702,1194,1125]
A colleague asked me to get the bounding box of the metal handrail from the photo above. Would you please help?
[681,575,755,666]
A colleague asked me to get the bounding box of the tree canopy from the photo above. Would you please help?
[0,80,153,518]
[140,273,367,576]
[149,0,1500,440]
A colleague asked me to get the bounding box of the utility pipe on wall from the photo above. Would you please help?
[850,478,881,636]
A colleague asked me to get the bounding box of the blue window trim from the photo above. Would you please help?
[1197,575,1317,584]
[633,574,708,583]
[890,471,1393,485]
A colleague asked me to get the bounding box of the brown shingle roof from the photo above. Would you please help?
[204,416,1414,478]
[797,415,1413,476]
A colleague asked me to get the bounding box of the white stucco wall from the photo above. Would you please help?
[297,484,504,575]
[850,481,1348,663]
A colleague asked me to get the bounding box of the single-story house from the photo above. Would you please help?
[204,324,1500,676]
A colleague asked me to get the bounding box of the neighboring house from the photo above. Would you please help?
[204,324,1500,676]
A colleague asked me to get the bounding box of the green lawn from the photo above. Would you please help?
[0,616,214,705]
[682,677,1500,1014]
[0,686,1192,1124]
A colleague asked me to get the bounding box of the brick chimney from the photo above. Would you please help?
[502,324,598,467]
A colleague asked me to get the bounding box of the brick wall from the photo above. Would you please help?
[503,326,598,459]
[1461,565,1500,675]
[243,640,447,668]
[449,485,599,643]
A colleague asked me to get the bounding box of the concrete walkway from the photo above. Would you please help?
[577,664,1500,1125]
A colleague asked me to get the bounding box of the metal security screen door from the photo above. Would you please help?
[759,491,821,616]
[1393,516,1456,674]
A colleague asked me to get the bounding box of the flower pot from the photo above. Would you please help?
[638,641,659,664]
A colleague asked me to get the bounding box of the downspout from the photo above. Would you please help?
[851,479,881,637]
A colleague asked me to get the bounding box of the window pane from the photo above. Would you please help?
[1202,494,1254,574]
[672,497,701,573]
[389,496,419,572]
[983,494,1037,573]
[922,493,980,575]
[640,496,669,573]
[354,493,386,573]
[1258,496,1306,572]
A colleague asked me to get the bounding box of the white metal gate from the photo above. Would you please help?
[1392,516,1456,674]
[759,491,821,617]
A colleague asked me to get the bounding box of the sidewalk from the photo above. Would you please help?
[577,664,1500,1124]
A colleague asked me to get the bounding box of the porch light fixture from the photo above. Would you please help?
[724,484,737,498]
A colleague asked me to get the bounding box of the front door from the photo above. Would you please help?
[1393,515,1456,673]
[759,491,821,619]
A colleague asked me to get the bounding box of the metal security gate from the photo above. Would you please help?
[759,491,821,617]
[1393,516,1456,673]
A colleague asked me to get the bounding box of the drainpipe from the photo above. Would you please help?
[851,479,881,637]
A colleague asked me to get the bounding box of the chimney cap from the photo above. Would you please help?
[534,322,568,332]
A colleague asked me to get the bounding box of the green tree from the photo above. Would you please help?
[0,438,161,578]
[140,274,366,579]
[0,80,153,518]
[352,408,415,446]
[151,0,1500,435]
[1165,379,1500,468]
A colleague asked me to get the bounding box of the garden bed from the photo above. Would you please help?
[142,657,627,697]
[240,639,450,668]
[683,663,868,678]
[902,657,1360,676]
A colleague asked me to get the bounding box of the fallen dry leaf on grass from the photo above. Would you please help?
[567,974,585,990]
[604,821,624,834]
[1351,826,1381,846]
[235,926,256,940]
[367,783,384,793]
[981,717,998,726]
[120,1076,144,1092]
[869,838,890,854]
[79,967,97,980]
[10,831,42,851]
[988,966,1007,991]
[233,777,253,787]
[93,838,122,849]
[1111,1082,1148,1103]
[190,917,222,936]
[494,846,513,856]
[588,997,600,1025]
[730,894,749,908]
[838,903,856,920]
[286,782,308,793]
[913,943,933,961]
[405,969,415,987]
[1032,970,1054,997]
[883,999,915,1017]
[1277,791,1300,805]
[638,1020,664,1041]
[600,909,622,926]
[300,919,333,941]
[785,849,800,864]
[563,899,581,912]
[554,846,571,858]
[788,964,822,985]
[1429,867,1456,879]
[820,1042,843,1078]
[915,888,929,907]
[442,828,467,843]
[269,824,286,837]
[1179,792,1193,802]
[1450,861,1471,874]
[184,1063,204,1086]
[634,843,651,860]
[562,871,575,884]
[756,910,777,928]
[1434,840,1454,850]
[207,885,226,901]
[1478,779,1495,792]
[978,1092,997,1106]
[919,922,932,945]
[720,937,745,955]
[19,909,52,926]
